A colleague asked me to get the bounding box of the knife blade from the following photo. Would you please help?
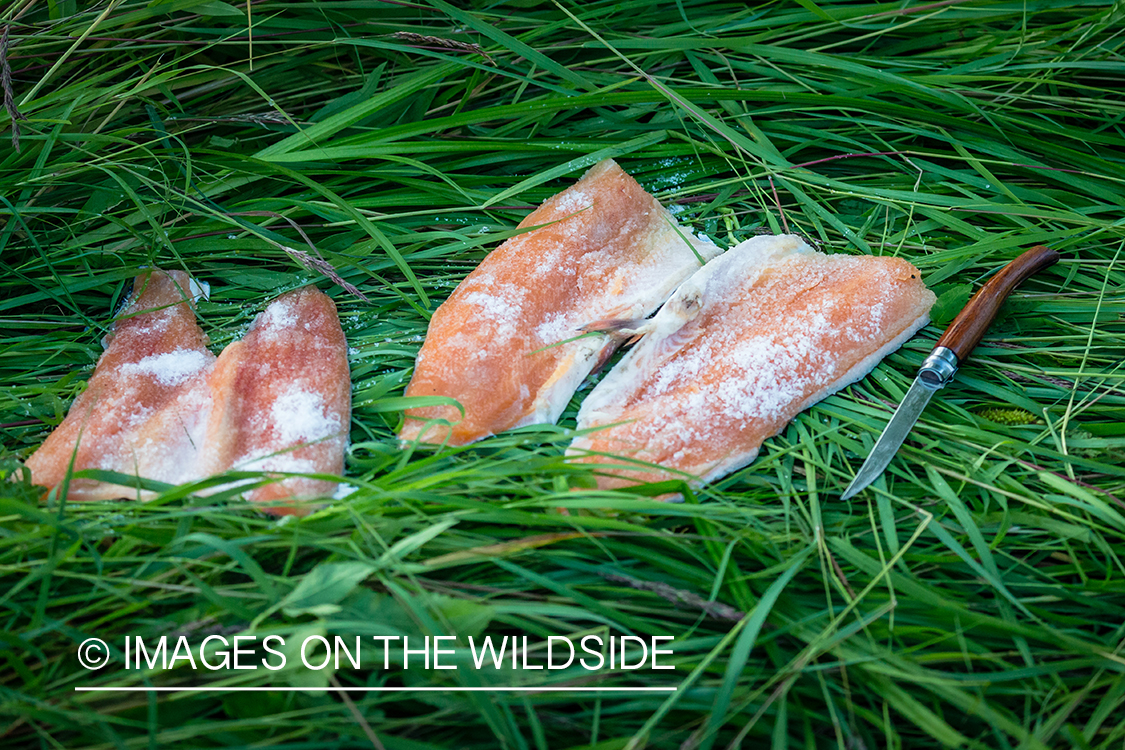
[840,244,1060,500]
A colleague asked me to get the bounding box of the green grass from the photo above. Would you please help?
[2,0,1125,748]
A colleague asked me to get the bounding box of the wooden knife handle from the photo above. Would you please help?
[935,244,1060,361]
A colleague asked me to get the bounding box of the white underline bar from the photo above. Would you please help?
[75,686,677,693]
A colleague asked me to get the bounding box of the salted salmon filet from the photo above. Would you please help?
[25,270,214,501]
[400,159,721,445]
[215,287,351,514]
[567,234,937,491]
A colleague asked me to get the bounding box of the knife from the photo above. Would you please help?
[840,244,1060,500]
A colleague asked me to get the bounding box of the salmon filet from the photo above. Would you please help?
[25,270,215,501]
[215,287,351,514]
[567,234,937,491]
[400,159,721,445]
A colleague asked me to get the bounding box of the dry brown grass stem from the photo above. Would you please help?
[1,24,28,153]
[227,210,371,302]
[600,572,744,621]
[392,31,495,64]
